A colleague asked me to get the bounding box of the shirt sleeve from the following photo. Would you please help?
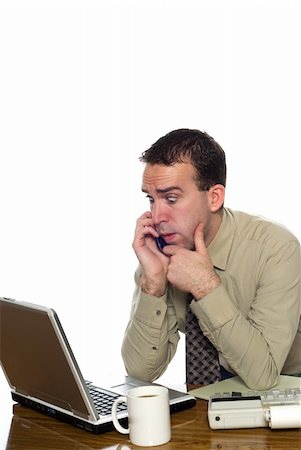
[121,268,180,382]
[191,239,301,390]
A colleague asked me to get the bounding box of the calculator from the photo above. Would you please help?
[208,388,301,429]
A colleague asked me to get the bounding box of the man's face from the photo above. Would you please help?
[142,162,214,250]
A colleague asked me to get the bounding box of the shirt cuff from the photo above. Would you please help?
[190,284,237,330]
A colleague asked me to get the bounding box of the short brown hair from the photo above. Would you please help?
[139,128,226,191]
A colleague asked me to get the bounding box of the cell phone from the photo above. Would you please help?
[156,236,167,252]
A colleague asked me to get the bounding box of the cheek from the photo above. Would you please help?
[178,217,198,249]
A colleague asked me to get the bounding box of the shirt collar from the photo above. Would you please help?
[207,208,235,271]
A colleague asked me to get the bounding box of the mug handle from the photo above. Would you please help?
[112,396,129,434]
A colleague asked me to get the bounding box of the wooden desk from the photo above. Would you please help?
[1,396,301,449]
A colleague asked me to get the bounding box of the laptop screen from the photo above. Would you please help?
[0,299,96,420]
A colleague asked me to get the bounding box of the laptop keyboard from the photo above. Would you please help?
[87,383,127,417]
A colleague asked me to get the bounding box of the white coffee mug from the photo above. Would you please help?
[111,385,171,447]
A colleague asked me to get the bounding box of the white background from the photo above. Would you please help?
[0,0,300,388]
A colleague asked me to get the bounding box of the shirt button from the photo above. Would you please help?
[156,310,161,316]
[152,346,157,350]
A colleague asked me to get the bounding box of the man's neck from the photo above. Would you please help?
[204,208,224,247]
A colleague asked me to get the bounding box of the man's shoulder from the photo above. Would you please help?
[225,208,299,247]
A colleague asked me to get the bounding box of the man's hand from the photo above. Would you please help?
[163,223,221,299]
[133,212,170,297]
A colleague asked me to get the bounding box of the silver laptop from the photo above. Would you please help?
[0,297,196,434]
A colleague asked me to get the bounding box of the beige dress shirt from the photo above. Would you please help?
[122,208,301,390]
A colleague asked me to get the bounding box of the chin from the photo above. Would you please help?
[187,241,196,251]
[181,241,194,250]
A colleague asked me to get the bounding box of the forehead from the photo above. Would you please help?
[142,162,197,192]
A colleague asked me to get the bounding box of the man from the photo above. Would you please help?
[121,129,301,389]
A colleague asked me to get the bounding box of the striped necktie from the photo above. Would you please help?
[185,295,221,385]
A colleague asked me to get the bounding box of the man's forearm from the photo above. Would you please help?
[192,284,298,390]
[121,292,179,382]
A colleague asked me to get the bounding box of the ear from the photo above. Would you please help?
[207,184,225,212]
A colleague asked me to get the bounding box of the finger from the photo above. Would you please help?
[142,225,158,239]
[135,212,158,238]
[162,244,178,256]
[194,223,207,254]
[137,211,152,221]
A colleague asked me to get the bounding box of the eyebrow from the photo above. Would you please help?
[141,186,183,194]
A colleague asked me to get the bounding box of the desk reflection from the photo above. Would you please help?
[1,393,301,450]
[4,405,133,450]
[6,414,94,450]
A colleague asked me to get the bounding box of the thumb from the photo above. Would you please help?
[194,223,207,254]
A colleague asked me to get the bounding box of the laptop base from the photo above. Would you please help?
[12,391,196,434]
[12,392,128,434]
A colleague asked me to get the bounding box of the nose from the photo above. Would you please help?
[151,200,168,226]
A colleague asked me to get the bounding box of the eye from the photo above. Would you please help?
[166,195,177,204]
[146,195,154,205]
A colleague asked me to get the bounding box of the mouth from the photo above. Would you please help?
[161,233,177,244]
